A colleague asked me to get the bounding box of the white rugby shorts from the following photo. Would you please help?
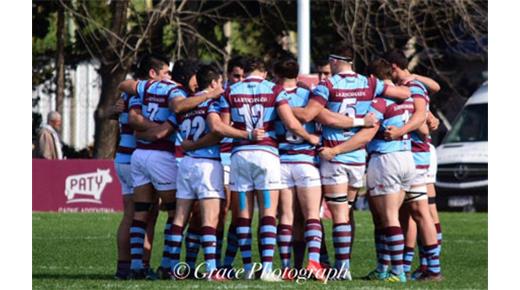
[223,165,231,186]
[280,163,321,189]
[115,162,133,195]
[131,149,177,191]
[320,159,365,188]
[176,156,225,200]
[367,151,415,196]
[229,150,282,192]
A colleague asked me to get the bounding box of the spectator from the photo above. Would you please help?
[36,111,64,160]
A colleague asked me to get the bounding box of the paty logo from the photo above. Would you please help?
[65,169,113,204]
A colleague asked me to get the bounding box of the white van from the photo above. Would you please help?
[435,82,488,211]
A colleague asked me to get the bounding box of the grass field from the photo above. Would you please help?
[33,211,487,289]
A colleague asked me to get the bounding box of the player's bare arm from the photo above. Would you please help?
[181,131,222,151]
[384,97,428,140]
[291,98,325,123]
[107,98,125,120]
[277,103,320,145]
[319,125,379,161]
[207,112,264,140]
[411,74,441,94]
[315,109,378,129]
[427,113,440,131]
[170,87,224,114]
[134,122,174,142]
[128,108,159,131]
[118,79,138,96]
[384,85,412,101]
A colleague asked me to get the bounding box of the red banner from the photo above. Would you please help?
[32,159,123,212]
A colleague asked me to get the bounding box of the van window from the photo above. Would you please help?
[443,103,488,143]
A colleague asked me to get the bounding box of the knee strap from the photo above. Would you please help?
[134,202,153,212]
[428,196,436,205]
[324,193,348,204]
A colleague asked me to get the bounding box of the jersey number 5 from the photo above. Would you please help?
[339,98,357,117]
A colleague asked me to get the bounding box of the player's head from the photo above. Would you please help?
[227,56,246,85]
[244,57,267,78]
[383,49,409,81]
[315,58,332,81]
[367,58,393,81]
[47,111,62,131]
[273,57,299,81]
[329,43,354,74]
[136,53,171,81]
[172,59,200,93]
[196,63,223,91]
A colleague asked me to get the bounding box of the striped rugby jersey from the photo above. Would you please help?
[311,72,387,165]
[114,92,137,164]
[219,76,285,156]
[405,79,431,169]
[367,96,415,154]
[176,91,220,160]
[275,86,318,165]
[128,79,178,152]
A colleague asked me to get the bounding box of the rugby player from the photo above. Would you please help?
[383,50,443,281]
[112,54,169,279]
[215,57,320,281]
[292,44,411,280]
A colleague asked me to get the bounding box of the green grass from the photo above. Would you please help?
[33,211,487,289]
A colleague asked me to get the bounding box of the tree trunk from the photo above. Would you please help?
[55,3,65,118]
[93,65,127,159]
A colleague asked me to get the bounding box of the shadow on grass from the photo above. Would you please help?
[33,273,114,281]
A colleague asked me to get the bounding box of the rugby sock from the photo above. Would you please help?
[403,246,415,273]
[293,240,306,269]
[185,228,201,269]
[332,223,352,270]
[385,226,405,275]
[130,220,146,270]
[169,225,184,269]
[375,228,389,273]
[320,220,331,266]
[424,244,441,274]
[236,218,253,271]
[223,223,238,267]
[435,223,443,252]
[160,217,173,269]
[277,224,293,269]
[216,230,224,268]
[201,226,218,274]
[304,219,322,263]
[116,260,130,276]
[418,240,428,269]
[260,216,277,272]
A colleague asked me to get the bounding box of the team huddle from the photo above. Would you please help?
[112,43,443,283]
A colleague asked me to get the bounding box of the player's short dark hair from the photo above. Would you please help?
[273,57,299,79]
[135,53,169,79]
[331,43,354,61]
[172,59,199,88]
[315,59,330,68]
[227,56,246,73]
[196,63,222,90]
[244,57,266,74]
[383,49,408,70]
[367,58,393,80]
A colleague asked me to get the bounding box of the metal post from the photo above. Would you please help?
[297,0,311,74]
